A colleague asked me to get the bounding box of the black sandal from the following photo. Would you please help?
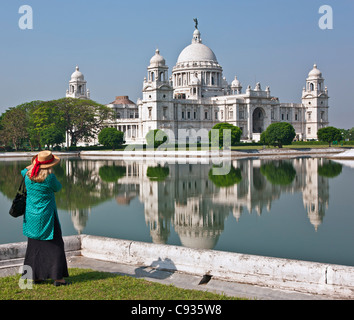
[34,279,45,284]
[53,280,72,287]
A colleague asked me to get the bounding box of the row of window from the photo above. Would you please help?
[279,111,325,121]
[146,107,326,122]
[180,110,234,120]
[116,112,139,119]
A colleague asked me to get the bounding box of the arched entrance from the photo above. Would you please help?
[252,107,265,133]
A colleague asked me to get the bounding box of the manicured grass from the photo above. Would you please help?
[0,268,244,300]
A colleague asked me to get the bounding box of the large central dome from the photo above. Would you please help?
[177,29,218,64]
[177,43,218,63]
[172,25,224,99]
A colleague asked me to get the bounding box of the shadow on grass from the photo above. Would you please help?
[64,268,119,284]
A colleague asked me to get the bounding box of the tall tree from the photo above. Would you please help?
[17,100,47,150]
[56,98,112,146]
[31,100,65,149]
[0,107,28,150]
[31,98,112,147]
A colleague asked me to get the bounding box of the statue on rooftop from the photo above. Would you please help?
[193,18,198,29]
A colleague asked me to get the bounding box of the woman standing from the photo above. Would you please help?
[21,150,70,286]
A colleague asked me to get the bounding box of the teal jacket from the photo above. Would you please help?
[21,168,62,240]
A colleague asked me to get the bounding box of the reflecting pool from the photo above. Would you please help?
[1,156,353,267]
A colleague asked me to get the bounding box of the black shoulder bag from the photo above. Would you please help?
[9,176,27,218]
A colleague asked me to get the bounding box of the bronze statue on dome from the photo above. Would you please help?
[193,18,198,29]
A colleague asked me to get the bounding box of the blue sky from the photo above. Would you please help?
[1,0,353,128]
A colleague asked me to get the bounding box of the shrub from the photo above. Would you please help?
[146,165,170,181]
[261,122,296,148]
[98,127,124,150]
[209,123,242,148]
[317,126,343,147]
[146,129,168,148]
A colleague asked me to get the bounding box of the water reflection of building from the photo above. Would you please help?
[301,158,329,231]
[69,208,90,234]
[65,158,331,248]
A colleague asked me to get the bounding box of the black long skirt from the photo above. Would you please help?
[23,215,69,281]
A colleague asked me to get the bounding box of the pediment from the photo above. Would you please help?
[157,84,173,90]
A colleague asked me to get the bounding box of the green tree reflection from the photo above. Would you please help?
[99,165,126,182]
[147,165,169,181]
[260,161,296,185]
[318,161,342,178]
[52,160,124,211]
[0,161,27,200]
[208,165,242,187]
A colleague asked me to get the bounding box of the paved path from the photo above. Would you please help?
[66,255,331,300]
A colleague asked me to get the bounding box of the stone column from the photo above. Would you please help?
[247,105,252,140]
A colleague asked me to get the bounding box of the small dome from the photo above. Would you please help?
[308,64,322,78]
[150,49,166,67]
[192,29,201,43]
[221,77,228,88]
[231,76,241,87]
[193,29,201,37]
[71,66,84,81]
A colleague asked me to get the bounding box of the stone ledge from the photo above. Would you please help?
[1,234,354,299]
[79,235,354,299]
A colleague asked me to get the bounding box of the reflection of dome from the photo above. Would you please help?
[70,208,90,235]
[308,64,322,78]
[150,49,166,67]
[179,232,219,250]
[71,66,84,81]
[116,195,131,205]
[116,191,137,205]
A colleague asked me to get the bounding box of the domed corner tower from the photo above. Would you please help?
[66,66,90,99]
[301,64,329,140]
[141,49,175,143]
[172,23,224,100]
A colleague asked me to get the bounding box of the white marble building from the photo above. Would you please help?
[66,24,329,145]
[134,25,329,144]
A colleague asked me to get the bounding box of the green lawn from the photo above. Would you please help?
[0,268,244,300]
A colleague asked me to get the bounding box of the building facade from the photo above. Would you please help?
[66,25,330,145]
[134,26,329,144]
